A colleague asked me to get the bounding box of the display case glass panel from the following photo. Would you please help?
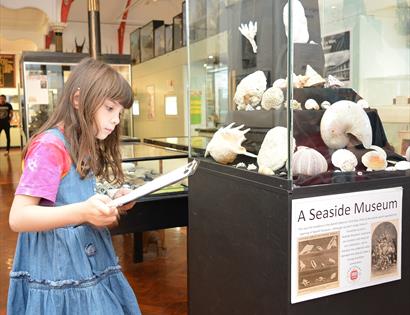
[173,13,183,50]
[130,28,141,65]
[141,20,164,62]
[21,53,133,140]
[187,0,410,188]
[165,24,173,53]
[154,25,166,57]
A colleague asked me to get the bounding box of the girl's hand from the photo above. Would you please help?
[113,188,137,213]
[83,194,119,227]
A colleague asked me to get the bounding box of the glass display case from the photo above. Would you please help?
[187,0,410,187]
[186,1,410,314]
[20,52,133,141]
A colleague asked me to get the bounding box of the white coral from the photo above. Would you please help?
[238,21,258,53]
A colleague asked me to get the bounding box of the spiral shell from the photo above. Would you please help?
[320,100,372,149]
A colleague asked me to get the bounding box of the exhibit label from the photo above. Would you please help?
[291,187,402,303]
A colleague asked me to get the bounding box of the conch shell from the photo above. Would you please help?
[320,100,372,149]
[257,126,296,172]
[331,149,358,171]
[205,123,256,164]
[292,146,328,176]
[234,71,267,109]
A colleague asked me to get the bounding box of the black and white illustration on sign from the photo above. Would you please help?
[298,233,339,294]
[371,221,398,278]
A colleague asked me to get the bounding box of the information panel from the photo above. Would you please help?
[291,187,402,303]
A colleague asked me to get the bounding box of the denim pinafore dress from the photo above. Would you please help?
[8,129,141,315]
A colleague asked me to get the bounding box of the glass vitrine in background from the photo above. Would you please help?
[20,52,133,142]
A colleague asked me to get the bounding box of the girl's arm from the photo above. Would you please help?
[9,194,119,232]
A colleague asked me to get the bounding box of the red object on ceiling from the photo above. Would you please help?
[45,30,54,49]
[61,0,75,23]
[118,0,132,55]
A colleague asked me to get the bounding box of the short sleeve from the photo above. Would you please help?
[15,132,71,204]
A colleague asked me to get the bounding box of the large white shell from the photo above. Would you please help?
[233,71,267,109]
[406,146,410,161]
[292,146,328,176]
[257,126,296,172]
[261,86,284,110]
[357,99,370,109]
[273,78,287,89]
[304,65,325,87]
[205,123,254,164]
[320,100,373,149]
[283,0,309,44]
[331,149,358,171]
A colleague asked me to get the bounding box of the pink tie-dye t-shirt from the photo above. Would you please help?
[15,131,71,205]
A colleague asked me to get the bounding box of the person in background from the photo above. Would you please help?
[8,57,141,314]
[0,94,13,156]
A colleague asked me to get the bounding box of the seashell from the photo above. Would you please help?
[304,65,325,87]
[257,126,296,172]
[258,165,275,175]
[321,100,331,109]
[256,106,262,110]
[395,161,410,171]
[247,163,257,171]
[238,21,258,53]
[361,151,387,171]
[292,146,328,176]
[272,78,287,89]
[261,86,284,110]
[368,145,387,158]
[385,166,396,171]
[205,123,256,164]
[283,0,309,44]
[331,149,358,171]
[293,73,308,88]
[406,146,410,161]
[235,162,246,168]
[304,99,319,110]
[233,71,267,108]
[320,100,372,149]
[357,99,369,109]
[245,104,254,111]
[284,99,302,110]
[325,74,344,88]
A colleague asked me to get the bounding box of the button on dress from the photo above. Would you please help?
[8,129,141,315]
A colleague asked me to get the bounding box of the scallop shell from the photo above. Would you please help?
[205,123,256,164]
[233,71,267,108]
[361,151,387,171]
[320,100,373,149]
[357,99,369,109]
[304,65,325,87]
[261,86,284,110]
[292,146,328,176]
[257,126,296,172]
[305,99,319,110]
[331,149,358,171]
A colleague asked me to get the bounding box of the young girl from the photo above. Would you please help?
[8,57,141,314]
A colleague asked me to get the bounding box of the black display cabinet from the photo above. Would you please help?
[188,160,410,314]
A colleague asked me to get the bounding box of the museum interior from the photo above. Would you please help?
[0,0,409,314]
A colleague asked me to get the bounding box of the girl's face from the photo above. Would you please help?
[95,99,124,140]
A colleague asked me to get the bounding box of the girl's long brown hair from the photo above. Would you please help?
[23,57,133,184]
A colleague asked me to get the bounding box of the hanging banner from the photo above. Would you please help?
[291,187,402,303]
